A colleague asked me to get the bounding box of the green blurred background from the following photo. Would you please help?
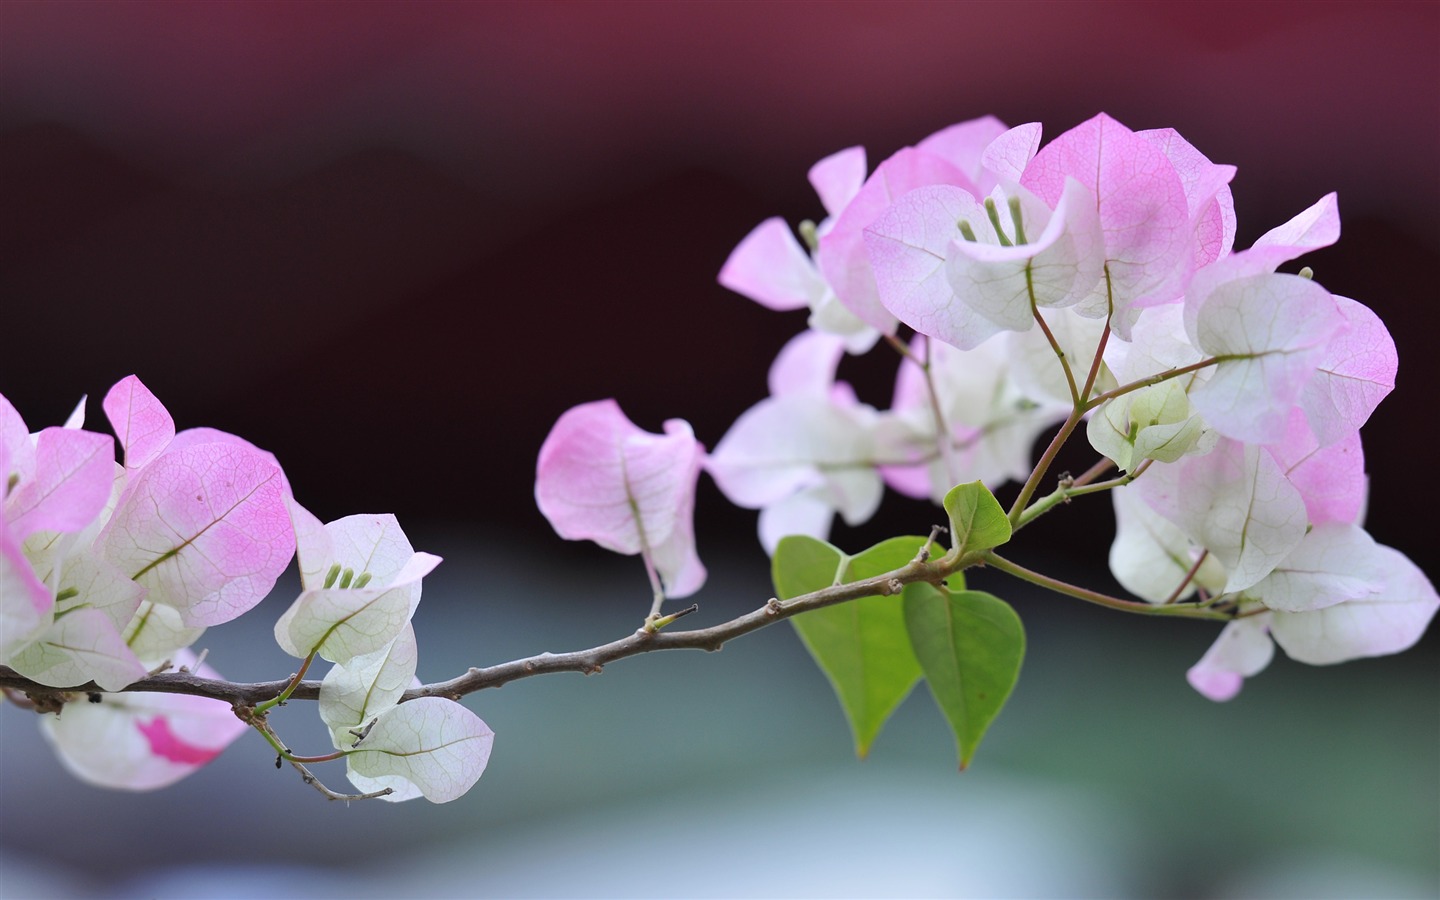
[2,2,1436,897]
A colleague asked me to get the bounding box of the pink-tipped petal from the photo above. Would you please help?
[1186,616,1275,702]
[5,427,114,540]
[808,146,867,218]
[819,147,978,333]
[1299,295,1397,447]
[1267,409,1366,525]
[39,650,248,791]
[718,218,824,312]
[97,443,295,627]
[536,400,706,598]
[102,375,175,471]
[1271,545,1438,665]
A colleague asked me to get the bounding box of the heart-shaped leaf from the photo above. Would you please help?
[942,481,1011,558]
[902,583,1024,769]
[773,534,939,758]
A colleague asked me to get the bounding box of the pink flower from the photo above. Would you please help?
[536,400,705,599]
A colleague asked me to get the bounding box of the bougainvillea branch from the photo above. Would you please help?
[3,111,1435,803]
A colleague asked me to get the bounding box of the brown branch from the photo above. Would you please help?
[0,552,952,708]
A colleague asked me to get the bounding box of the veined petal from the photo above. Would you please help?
[819,146,978,333]
[0,393,36,490]
[1186,615,1274,702]
[706,393,873,509]
[1137,127,1237,269]
[1020,113,1192,335]
[8,607,147,692]
[916,115,1009,190]
[320,622,419,748]
[1271,545,1437,665]
[981,123,1042,184]
[274,551,440,662]
[345,697,494,803]
[1253,192,1340,258]
[535,400,705,597]
[102,375,175,471]
[1266,408,1365,526]
[1109,486,1222,603]
[97,443,294,627]
[945,178,1105,331]
[1,518,54,661]
[864,184,1007,350]
[5,427,114,540]
[1253,524,1386,613]
[1188,273,1344,444]
[1299,295,1396,447]
[1144,440,1308,593]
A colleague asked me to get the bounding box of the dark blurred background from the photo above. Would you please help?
[1,3,1436,898]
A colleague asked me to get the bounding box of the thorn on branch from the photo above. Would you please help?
[186,647,209,673]
[646,604,699,632]
[289,759,394,802]
[914,524,949,563]
[347,717,378,748]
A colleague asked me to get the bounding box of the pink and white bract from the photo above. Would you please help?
[535,399,706,600]
[705,112,1432,699]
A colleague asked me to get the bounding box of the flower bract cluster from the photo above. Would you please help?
[1,377,490,800]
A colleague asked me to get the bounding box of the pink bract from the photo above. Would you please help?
[536,399,706,599]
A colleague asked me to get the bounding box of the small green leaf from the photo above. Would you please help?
[942,481,1011,558]
[772,535,940,758]
[902,583,1024,770]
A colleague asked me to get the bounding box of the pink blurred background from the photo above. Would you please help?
[3,1,1436,556]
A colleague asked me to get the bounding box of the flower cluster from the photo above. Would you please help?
[540,113,1436,700]
[1,377,489,800]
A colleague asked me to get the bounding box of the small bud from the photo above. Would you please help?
[339,568,354,589]
[352,572,373,589]
[323,563,342,590]
[979,198,1013,247]
[798,219,819,253]
[957,220,978,242]
[1007,196,1028,245]
[1298,266,1314,280]
[984,198,1013,247]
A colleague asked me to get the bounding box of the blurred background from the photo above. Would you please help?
[1,2,1436,897]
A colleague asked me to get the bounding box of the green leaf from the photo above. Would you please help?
[772,534,939,758]
[902,583,1024,770]
[771,534,848,601]
[942,481,1011,558]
